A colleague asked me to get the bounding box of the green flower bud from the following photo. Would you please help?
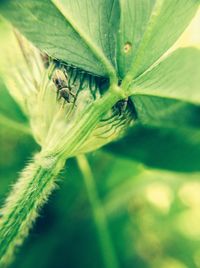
[2,29,135,156]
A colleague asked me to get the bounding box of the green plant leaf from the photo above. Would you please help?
[108,48,200,172]
[0,0,119,78]
[0,78,29,133]
[106,125,200,172]
[118,0,199,78]
[131,48,200,104]
[132,96,200,130]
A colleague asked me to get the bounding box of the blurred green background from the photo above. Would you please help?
[0,10,200,268]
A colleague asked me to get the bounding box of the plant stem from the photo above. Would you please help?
[0,84,122,266]
[77,155,119,268]
[0,152,65,267]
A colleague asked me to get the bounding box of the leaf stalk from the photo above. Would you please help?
[77,155,119,268]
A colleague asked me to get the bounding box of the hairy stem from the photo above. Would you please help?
[0,83,123,266]
[77,155,119,268]
[0,152,65,267]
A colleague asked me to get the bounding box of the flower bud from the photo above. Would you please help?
[1,29,135,155]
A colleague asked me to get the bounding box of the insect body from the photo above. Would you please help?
[114,98,128,115]
[52,69,76,103]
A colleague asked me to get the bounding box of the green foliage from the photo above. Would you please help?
[107,48,200,171]
[131,48,200,104]
[106,126,200,172]
[0,1,200,267]
[0,78,30,133]
[1,133,200,268]
[1,0,199,80]
[119,0,199,78]
[1,1,200,170]
[0,79,26,124]
[0,0,119,78]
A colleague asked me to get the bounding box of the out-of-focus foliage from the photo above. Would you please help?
[0,6,200,268]
[1,132,200,268]
[0,80,200,268]
[106,125,200,172]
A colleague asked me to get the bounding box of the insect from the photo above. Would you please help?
[52,69,76,103]
[114,98,129,115]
